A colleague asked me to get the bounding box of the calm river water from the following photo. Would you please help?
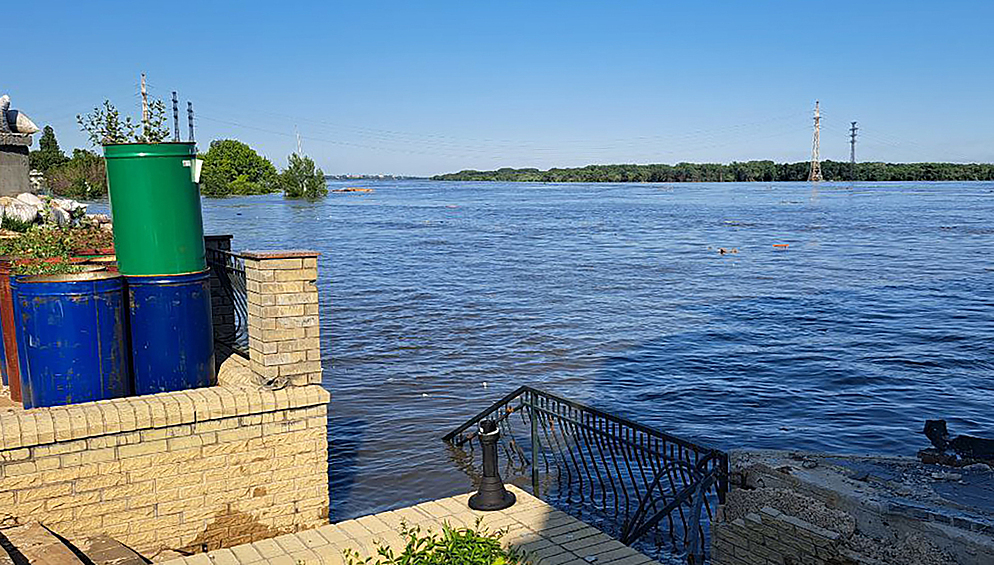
[156,180,994,519]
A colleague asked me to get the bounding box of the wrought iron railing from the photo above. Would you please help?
[444,386,728,565]
[205,247,249,358]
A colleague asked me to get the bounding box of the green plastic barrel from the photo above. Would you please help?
[104,142,206,276]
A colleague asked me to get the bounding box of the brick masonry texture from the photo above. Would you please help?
[0,383,330,555]
[162,485,665,565]
[244,252,323,387]
[711,505,844,565]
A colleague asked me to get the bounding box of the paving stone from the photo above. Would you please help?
[294,529,329,549]
[229,543,264,564]
[314,525,350,545]
[334,519,372,539]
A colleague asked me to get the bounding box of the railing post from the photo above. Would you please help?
[530,389,540,495]
[204,235,235,344]
[242,250,323,386]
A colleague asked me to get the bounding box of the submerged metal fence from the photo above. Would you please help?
[444,386,728,564]
[205,247,249,358]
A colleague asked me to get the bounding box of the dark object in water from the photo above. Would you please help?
[919,419,994,467]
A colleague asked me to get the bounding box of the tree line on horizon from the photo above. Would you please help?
[432,160,994,183]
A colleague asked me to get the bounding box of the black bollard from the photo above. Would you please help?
[468,419,516,511]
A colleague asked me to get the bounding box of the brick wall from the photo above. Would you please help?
[0,382,330,555]
[243,251,322,387]
[712,505,844,565]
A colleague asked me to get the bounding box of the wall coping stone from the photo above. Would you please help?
[0,384,329,451]
[241,250,320,260]
[0,133,32,146]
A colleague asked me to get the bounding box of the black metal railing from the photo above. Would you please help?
[205,247,249,358]
[444,386,728,565]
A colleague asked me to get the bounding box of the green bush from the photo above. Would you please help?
[343,519,524,565]
[46,149,107,199]
[200,139,279,197]
[278,153,328,200]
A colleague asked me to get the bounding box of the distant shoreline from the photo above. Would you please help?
[432,160,994,183]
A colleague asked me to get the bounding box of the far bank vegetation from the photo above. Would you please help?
[434,161,994,183]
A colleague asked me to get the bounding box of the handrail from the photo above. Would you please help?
[443,385,728,564]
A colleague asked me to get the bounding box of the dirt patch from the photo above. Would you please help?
[844,533,958,565]
[724,487,857,536]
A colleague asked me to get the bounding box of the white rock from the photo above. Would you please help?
[54,198,86,214]
[16,193,44,208]
[49,206,71,227]
[0,197,38,223]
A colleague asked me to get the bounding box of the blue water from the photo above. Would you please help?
[186,180,994,519]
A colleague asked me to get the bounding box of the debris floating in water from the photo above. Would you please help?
[331,187,374,194]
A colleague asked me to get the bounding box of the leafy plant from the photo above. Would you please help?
[1,215,34,233]
[0,225,113,276]
[279,153,328,200]
[78,99,170,146]
[13,258,84,276]
[343,519,524,565]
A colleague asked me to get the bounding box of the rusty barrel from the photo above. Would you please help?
[0,258,22,402]
[11,271,131,409]
[127,270,216,395]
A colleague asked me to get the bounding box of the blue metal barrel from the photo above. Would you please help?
[127,270,216,394]
[11,272,131,409]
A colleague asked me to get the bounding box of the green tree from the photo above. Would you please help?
[199,139,279,197]
[28,126,69,173]
[278,153,328,199]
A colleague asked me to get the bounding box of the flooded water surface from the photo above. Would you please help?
[189,180,994,519]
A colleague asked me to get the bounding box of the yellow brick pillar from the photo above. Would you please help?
[242,251,323,386]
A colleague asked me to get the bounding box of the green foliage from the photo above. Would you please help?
[1,215,34,233]
[29,126,69,173]
[46,149,107,199]
[343,519,523,565]
[278,153,328,199]
[13,258,84,277]
[200,139,279,197]
[77,99,170,146]
[0,225,113,275]
[433,161,994,183]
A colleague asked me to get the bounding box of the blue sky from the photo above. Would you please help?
[7,1,993,175]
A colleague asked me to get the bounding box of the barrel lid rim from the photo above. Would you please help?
[122,268,210,281]
[103,142,197,158]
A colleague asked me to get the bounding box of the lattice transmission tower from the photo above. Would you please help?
[849,121,858,181]
[808,100,823,182]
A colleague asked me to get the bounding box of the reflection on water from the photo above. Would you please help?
[110,180,994,520]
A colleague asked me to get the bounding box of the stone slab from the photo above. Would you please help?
[0,523,85,565]
[0,133,31,147]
